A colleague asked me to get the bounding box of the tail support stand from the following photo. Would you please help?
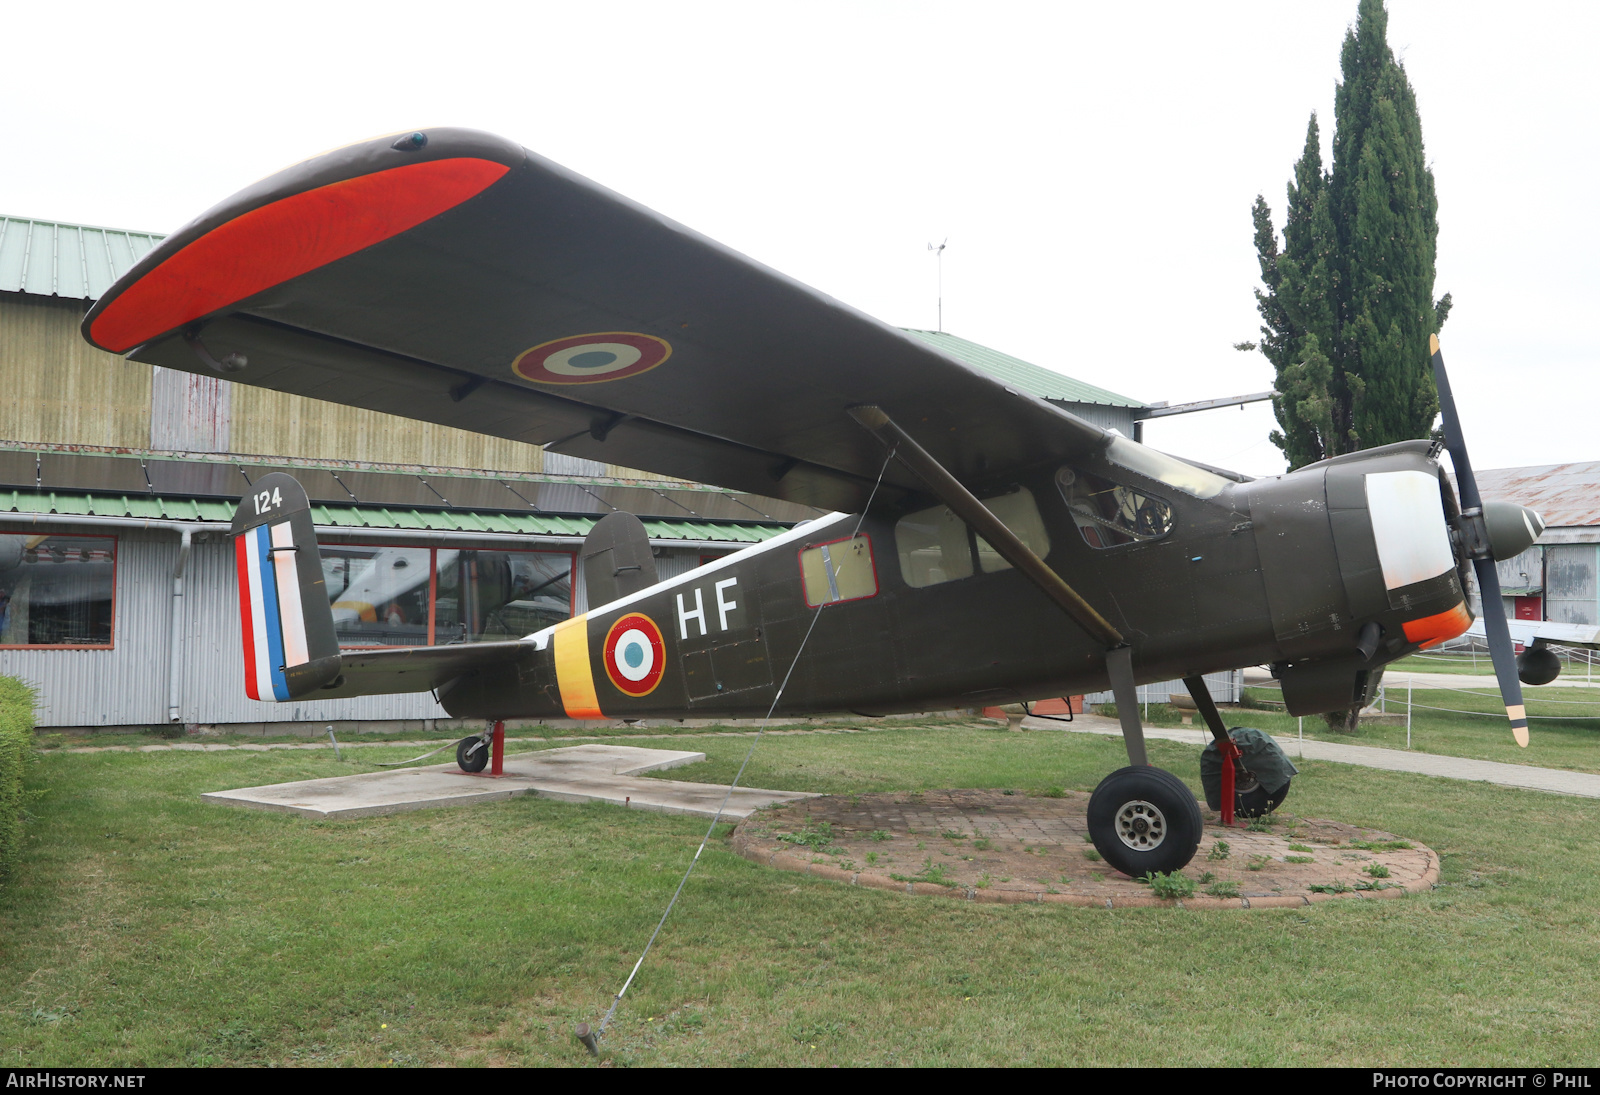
[490,719,505,777]
[1183,675,1241,827]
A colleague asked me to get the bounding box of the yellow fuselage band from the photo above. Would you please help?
[552,615,603,719]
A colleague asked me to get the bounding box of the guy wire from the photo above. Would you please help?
[596,444,898,1039]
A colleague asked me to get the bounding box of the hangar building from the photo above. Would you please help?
[0,213,1230,731]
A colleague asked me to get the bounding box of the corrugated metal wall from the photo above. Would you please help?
[1083,670,1243,707]
[0,534,721,727]
[1056,402,1141,436]
[0,528,173,726]
[175,538,450,725]
[1545,544,1599,625]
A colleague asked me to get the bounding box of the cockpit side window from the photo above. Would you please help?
[1057,466,1174,548]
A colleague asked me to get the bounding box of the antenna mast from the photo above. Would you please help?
[927,239,947,333]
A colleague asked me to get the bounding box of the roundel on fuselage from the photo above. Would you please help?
[602,612,666,698]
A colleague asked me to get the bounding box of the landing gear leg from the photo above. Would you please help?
[1105,645,1148,766]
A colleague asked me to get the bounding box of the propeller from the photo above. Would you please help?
[1430,334,1529,748]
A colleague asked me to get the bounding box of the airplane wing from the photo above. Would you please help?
[1465,618,1600,652]
[82,128,1107,513]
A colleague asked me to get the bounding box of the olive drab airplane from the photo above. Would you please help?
[81,128,1548,876]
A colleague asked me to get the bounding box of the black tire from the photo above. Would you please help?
[456,736,489,773]
[1087,766,1203,877]
[1235,776,1290,819]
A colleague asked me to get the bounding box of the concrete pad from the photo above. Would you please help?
[203,743,817,820]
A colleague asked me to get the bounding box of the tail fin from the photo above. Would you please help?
[581,510,659,609]
[230,473,341,700]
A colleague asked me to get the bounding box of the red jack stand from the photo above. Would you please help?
[1217,735,1243,827]
[490,720,505,777]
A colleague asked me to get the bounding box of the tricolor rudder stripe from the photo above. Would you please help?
[236,522,310,701]
[229,472,343,702]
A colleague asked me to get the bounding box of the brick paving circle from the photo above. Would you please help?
[730,789,1438,909]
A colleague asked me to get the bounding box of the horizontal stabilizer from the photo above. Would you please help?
[311,641,536,699]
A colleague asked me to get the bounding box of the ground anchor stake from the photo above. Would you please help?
[574,1021,599,1056]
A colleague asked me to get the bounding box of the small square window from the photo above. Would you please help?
[799,535,878,607]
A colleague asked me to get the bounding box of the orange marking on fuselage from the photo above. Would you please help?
[1402,602,1472,649]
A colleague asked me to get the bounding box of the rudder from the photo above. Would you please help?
[230,473,341,700]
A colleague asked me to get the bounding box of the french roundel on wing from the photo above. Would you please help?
[512,332,671,385]
[602,612,666,698]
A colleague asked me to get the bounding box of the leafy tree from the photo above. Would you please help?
[1251,0,1451,470]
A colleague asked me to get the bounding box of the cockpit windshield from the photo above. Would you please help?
[1105,436,1229,499]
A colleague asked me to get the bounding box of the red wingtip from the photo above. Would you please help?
[89,157,510,353]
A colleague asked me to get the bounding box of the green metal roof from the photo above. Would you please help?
[0,216,163,300]
[0,490,785,544]
[902,329,1145,408]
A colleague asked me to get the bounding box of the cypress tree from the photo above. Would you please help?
[1251,0,1450,470]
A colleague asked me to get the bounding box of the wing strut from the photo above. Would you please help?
[847,404,1149,765]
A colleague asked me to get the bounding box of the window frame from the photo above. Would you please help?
[0,532,119,651]
[1056,466,1176,550]
[797,532,881,608]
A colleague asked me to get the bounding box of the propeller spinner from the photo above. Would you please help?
[1430,334,1540,747]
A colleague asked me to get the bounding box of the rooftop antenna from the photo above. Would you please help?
[927,238,947,333]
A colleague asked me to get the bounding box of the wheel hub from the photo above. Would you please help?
[1114,799,1167,850]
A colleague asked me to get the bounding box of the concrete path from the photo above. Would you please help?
[1243,666,1600,692]
[203,743,817,820]
[1029,713,1600,799]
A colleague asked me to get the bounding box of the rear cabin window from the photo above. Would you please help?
[799,534,878,607]
[1057,466,1174,548]
[895,487,1050,587]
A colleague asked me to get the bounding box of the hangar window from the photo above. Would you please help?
[437,549,575,642]
[1057,467,1174,548]
[319,544,575,648]
[896,488,1051,586]
[0,534,116,648]
[800,534,878,607]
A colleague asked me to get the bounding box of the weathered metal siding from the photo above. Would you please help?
[1545,544,1599,626]
[0,528,172,726]
[0,295,152,449]
[228,385,548,474]
[149,367,230,452]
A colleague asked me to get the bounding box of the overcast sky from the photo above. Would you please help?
[3,0,1593,477]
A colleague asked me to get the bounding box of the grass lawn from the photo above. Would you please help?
[4,721,1600,1067]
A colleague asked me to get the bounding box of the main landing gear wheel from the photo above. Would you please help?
[1087,766,1203,877]
[456,736,490,773]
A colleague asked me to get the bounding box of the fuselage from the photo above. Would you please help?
[438,436,1472,721]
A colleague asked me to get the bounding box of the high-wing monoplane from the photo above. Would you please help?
[80,128,1547,875]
